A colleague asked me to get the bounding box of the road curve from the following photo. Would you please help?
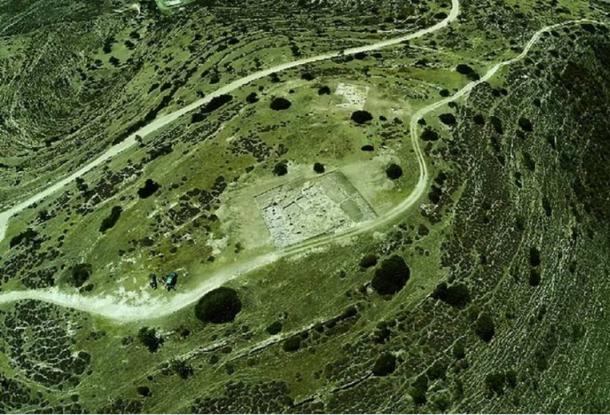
[0,0,459,244]
[0,10,600,322]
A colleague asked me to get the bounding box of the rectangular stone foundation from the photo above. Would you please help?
[255,171,376,247]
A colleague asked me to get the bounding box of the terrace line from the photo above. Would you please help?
[0,0,460,244]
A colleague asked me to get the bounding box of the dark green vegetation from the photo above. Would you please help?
[371,255,411,295]
[386,163,404,180]
[69,263,93,287]
[269,97,292,111]
[138,179,161,199]
[1,0,610,413]
[99,206,123,233]
[351,110,374,124]
[195,287,242,324]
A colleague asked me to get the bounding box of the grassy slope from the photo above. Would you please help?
[1,0,610,412]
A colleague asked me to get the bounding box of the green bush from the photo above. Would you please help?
[474,313,495,343]
[371,255,410,295]
[372,352,396,376]
[529,247,541,267]
[485,372,506,395]
[431,282,471,308]
[195,287,242,324]
[439,113,457,126]
[266,321,283,335]
[270,97,291,110]
[70,263,92,287]
[359,254,378,268]
[171,359,194,379]
[283,336,301,352]
[351,110,373,124]
[138,327,163,353]
[529,269,541,286]
[409,375,428,406]
[99,206,123,233]
[273,162,288,176]
[385,163,403,180]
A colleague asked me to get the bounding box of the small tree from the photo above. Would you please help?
[313,162,325,174]
[371,255,410,295]
[386,163,403,180]
[70,263,92,287]
[195,287,242,324]
[372,352,396,376]
[171,359,194,379]
[273,162,288,176]
[138,327,163,353]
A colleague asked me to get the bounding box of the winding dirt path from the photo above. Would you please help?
[0,0,459,243]
[0,5,602,322]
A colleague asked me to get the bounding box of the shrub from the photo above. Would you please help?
[386,163,403,180]
[409,375,428,406]
[529,269,541,287]
[418,224,429,236]
[266,321,283,335]
[439,113,457,126]
[351,110,373,124]
[485,372,506,395]
[372,323,391,344]
[70,263,92,288]
[473,114,485,125]
[361,144,374,152]
[318,86,331,95]
[137,179,160,199]
[456,63,473,74]
[246,92,259,104]
[136,386,151,397]
[99,206,123,233]
[273,162,288,176]
[529,247,541,267]
[428,185,442,204]
[505,370,517,388]
[455,63,480,80]
[359,254,378,268]
[138,327,163,353]
[371,255,410,295]
[372,352,396,376]
[490,116,504,134]
[518,117,533,132]
[202,94,233,113]
[452,339,466,359]
[313,162,325,174]
[283,336,301,352]
[270,97,291,110]
[431,282,471,309]
[9,228,38,248]
[195,287,242,324]
[420,128,439,141]
[426,360,447,380]
[171,359,194,379]
[474,313,495,343]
